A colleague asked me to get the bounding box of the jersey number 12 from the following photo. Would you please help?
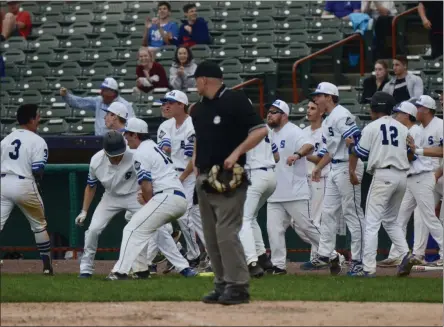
[380,124,398,147]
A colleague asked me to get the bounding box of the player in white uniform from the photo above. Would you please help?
[304,82,365,275]
[107,118,192,280]
[156,91,202,267]
[379,101,444,266]
[266,99,331,275]
[347,92,422,277]
[1,104,53,275]
[240,125,278,277]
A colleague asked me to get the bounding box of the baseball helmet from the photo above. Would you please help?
[369,91,396,115]
[103,130,126,157]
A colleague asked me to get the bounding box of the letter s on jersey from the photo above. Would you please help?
[428,136,434,145]
[280,140,285,148]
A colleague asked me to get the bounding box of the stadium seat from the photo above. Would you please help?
[1,121,19,137]
[190,45,212,60]
[23,62,51,77]
[71,107,95,118]
[135,102,163,119]
[155,46,177,61]
[121,93,141,104]
[212,7,244,19]
[212,31,243,46]
[83,62,114,77]
[88,33,119,48]
[126,1,156,12]
[213,1,243,10]
[47,77,80,91]
[223,73,243,87]
[102,2,128,13]
[211,18,244,32]
[273,5,308,18]
[196,7,215,19]
[424,56,443,74]
[112,62,136,77]
[220,58,244,74]
[29,35,59,51]
[42,1,66,14]
[10,90,42,105]
[274,31,310,45]
[274,16,307,30]
[0,91,10,105]
[20,2,41,14]
[338,86,359,101]
[81,48,117,63]
[276,43,311,59]
[51,62,83,77]
[241,31,274,46]
[60,10,95,25]
[93,11,125,24]
[0,104,16,119]
[242,58,277,76]
[244,16,276,31]
[36,12,63,24]
[308,18,342,31]
[3,49,26,64]
[60,22,94,36]
[92,21,125,35]
[38,118,69,135]
[64,1,97,12]
[33,23,62,37]
[426,71,443,93]
[26,49,57,64]
[0,77,17,93]
[114,47,139,64]
[54,48,85,63]
[57,35,89,49]
[243,44,277,59]
[18,76,48,91]
[212,45,245,60]
[406,56,426,72]
[243,5,274,17]
[341,99,361,114]
[41,93,66,106]
[116,78,136,92]
[4,62,21,79]
[78,75,107,92]
[0,36,28,51]
[289,100,309,118]
[187,92,200,103]
[309,30,343,44]
[67,118,96,135]
[140,89,169,104]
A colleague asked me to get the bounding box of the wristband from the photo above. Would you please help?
[294,152,303,158]
[416,148,424,156]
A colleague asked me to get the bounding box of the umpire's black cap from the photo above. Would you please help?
[192,60,223,79]
[103,130,126,157]
[368,91,396,114]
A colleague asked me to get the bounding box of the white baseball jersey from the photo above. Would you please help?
[318,105,360,162]
[421,116,443,170]
[354,116,410,174]
[133,139,185,194]
[408,125,433,175]
[157,116,195,170]
[303,125,330,177]
[245,128,277,170]
[1,129,48,180]
[268,122,313,202]
[87,149,139,196]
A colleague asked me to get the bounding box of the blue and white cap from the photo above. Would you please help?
[103,102,128,119]
[124,118,149,133]
[157,90,189,105]
[310,82,339,97]
[393,101,417,119]
[101,77,119,91]
[269,99,290,115]
[414,95,437,110]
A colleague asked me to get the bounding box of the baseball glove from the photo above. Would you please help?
[206,163,245,193]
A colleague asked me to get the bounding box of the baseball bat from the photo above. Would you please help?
[411,265,443,272]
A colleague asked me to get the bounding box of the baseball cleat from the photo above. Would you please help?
[413,255,428,266]
[218,289,250,306]
[132,270,151,280]
[43,268,54,276]
[329,255,342,276]
[430,258,443,266]
[300,256,329,270]
[377,257,402,267]
[248,262,264,278]
[202,290,223,304]
[269,266,287,275]
[347,260,364,276]
[149,264,157,275]
[397,252,422,277]
[258,253,273,271]
[180,267,198,277]
[78,273,92,279]
[105,272,129,280]
[348,270,376,278]
[188,257,200,268]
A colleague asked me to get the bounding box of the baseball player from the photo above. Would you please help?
[1,104,53,275]
[347,92,422,277]
[107,118,190,280]
[155,90,202,267]
[103,101,129,132]
[378,101,443,266]
[240,125,278,277]
[266,99,332,275]
[303,82,365,275]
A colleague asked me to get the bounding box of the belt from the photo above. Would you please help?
[1,174,25,179]
[154,189,186,199]
[331,159,347,164]
[175,168,185,172]
[381,166,392,169]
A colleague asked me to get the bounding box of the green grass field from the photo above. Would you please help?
[1,274,442,303]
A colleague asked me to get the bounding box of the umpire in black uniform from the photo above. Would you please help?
[191,61,268,305]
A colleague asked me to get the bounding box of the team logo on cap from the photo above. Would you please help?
[273,100,281,106]
[168,91,176,97]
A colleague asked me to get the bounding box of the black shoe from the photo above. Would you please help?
[105,272,128,280]
[43,267,54,276]
[248,262,264,278]
[188,257,200,268]
[258,253,273,271]
[268,266,287,275]
[132,270,151,279]
[329,255,342,276]
[202,290,223,304]
[218,288,250,305]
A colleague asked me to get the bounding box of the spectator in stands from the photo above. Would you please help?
[418,1,443,59]
[142,1,178,52]
[176,3,211,47]
[0,1,32,41]
[382,55,424,104]
[360,59,389,104]
[361,1,397,61]
[135,47,168,93]
[169,46,197,90]
[322,1,361,20]
[60,77,135,136]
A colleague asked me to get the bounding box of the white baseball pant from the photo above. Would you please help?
[267,199,323,270]
[363,168,410,274]
[317,161,365,261]
[387,171,443,259]
[176,174,201,261]
[240,168,276,265]
[112,192,187,274]
[80,191,141,275]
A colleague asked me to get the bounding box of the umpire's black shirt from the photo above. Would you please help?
[191,85,265,171]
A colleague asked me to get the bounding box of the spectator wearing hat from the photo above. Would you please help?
[135,47,169,93]
[169,46,197,91]
[418,1,443,59]
[176,3,211,48]
[60,77,135,136]
[0,0,32,41]
[142,1,179,52]
[191,60,268,305]
[382,55,424,104]
[322,1,361,20]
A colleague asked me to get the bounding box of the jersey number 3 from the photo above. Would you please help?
[9,139,21,160]
[380,124,398,147]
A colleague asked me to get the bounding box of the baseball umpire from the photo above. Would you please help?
[191,60,268,305]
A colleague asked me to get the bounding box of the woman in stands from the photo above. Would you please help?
[135,47,169,93]
[169,46,197,91]
[360,59,389,104]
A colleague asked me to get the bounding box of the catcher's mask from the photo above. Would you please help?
[204,163,246,193]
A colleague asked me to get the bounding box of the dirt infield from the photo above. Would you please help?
[1,260,443,326]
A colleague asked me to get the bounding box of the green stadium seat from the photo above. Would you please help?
[242,58,277,76]
[41,93,66,106]
[243,44,277,59]
[32,23,61,38]
[212,31,243,45]
[405,55,426,72]
[47,77,80,91]
[213,1,243,10]
[3,49,25,64]
[64,1,97,12]
[26,49,57,63]
[54,48,85,63]
[51,62,82,77]
[155,46,176,61]
[0,104,16,119]
[0,91,10,105]
[114,47,139,63]
[341,99,361,114]
[60,10,95,25]
[20,2,41,14]
[223,73,243,87]
[22,62,51,77]
[10,90,42,105]
[190,45,212,60]
[140,89,170,104]
[276,43,311,59]
[290,100,309,118]
[4,62,21,79]
[212,45,245,60]
[196,7,215,19]
[78,75,107,92]
[93,11,125,24]
[340,20,354,35]
[1,121,19,137]
[309,30,343,44]
[308,18,342,31]
[136,103,163,119]
[212,7,244,19]
[426,71,443,92]
[42,2,67,14]
[92,21,124,35]
[116,78,136,92]
[67,118,96,135]
[273,5,308,18]
[29,35,59,51]
[81,48,117,63]
[126,1,157,12]
[89,33,120,48]
[338,86,359,101]
[38,118,70,135]
[244,16,276,31]
[424,56,443,74]
[241,31,275,46]
[0,77,17,93]
[220,59,244,74]
[37,12,63,24]
[101,2,128,13]
[83,62,113,77]
[57,35,89,49]
[112,62,136,77]
[243,5,275,17]
[121,93,141,104]
[307,1,324,16]
[0,36,28,51]
[60,22,94,36]
[274,16,307,30]
[18,76,48,91]
[210,18,244,32]
[71,107,95,118]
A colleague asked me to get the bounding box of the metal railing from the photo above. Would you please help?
[292,33,365,104]
[392,6,419,58]
[232,78,265,117]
